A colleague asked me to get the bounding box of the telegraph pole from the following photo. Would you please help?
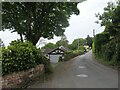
[78,37,79,50]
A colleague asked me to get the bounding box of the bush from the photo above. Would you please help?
[2,40,52,75]
[63,53,74,61]
[2,40,37,75]
[63,49,85,61]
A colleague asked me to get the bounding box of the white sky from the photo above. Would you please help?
[0,0,116,47]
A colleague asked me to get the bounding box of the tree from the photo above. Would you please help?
[36,38,46,47]
[41,42,56,49]
[96,1,120,39]
[2,2,79,45]
[86,35,93,48]
[69,38,85,50]
[96,1,120,53]
[94,1,120,65]
[0,38,4,47]
[56,35,69,47]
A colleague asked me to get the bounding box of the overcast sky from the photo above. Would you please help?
[0,0,116,47]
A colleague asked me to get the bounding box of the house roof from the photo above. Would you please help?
[48,48,65,55]
[42,46,70,55]
[42,48,53,54]
[59,46,70,51]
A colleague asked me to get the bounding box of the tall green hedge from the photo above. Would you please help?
[93,32,120,66]
[94,32,110,53]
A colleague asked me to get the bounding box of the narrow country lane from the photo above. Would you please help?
[28,50,118,88]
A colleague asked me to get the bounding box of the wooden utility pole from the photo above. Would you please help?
[78,37,79,50]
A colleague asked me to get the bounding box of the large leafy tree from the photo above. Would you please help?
[2,2,79,45]
[96,1,120,39]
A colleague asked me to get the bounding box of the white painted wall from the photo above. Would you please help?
[49,55,62,63]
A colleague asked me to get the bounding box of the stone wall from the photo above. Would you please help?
[2,64,44,88]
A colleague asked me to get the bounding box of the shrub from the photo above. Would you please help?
[63,49,85,61]
[64,52,75,61]
[2,40,37,75]
[2,40,52,75]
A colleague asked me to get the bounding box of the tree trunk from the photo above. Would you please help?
[33,36,40,46]
[26,34,40,46]
[20,34,23,42]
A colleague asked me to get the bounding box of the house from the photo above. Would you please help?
[42,48,53,59]
[43,46,69,63]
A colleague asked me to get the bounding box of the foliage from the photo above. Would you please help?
[101,40,116,61]
[94,39,120,66]
[0,38,4,60]
[63,52,75,61]
[79,46,85,51]
[0,38,4,47]
[62,46,85,61]
[2,40,36,75]
[56,40,68,48]
[86,35,93,47]
[92,42,95,53]
[96,1,120,39]
[94,1,120,67]
[69,38,86,50]
[41,43,56,49]
[95,2,116,27]
[0,47,2,60]
[2,2,79,45]
[2,40,52,76]
[58,56,63,62]
[56,35,69,47]
[94,32,110,53]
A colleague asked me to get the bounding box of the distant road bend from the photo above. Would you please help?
[28,50,118,88]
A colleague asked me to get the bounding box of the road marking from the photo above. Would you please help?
[76,74,88,77]
[78,66,86,69]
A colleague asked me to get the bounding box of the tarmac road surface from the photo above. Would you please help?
[28,50,118,88]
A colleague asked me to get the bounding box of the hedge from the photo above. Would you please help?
[93,32,120,67]
[2,40,52,76]
[94,32,110,53]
